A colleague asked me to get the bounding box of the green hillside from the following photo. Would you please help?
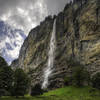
[1,86,100,100]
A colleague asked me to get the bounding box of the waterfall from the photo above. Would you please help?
[42,19,56,89]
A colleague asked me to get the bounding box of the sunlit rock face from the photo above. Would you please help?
[0,21,26,64]
[12,0,100,89]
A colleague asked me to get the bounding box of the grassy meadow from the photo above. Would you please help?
[0,86,100,100]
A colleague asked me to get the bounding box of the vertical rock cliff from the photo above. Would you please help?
[11,0,100,89]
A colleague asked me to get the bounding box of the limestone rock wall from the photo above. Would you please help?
[11,0,100,89]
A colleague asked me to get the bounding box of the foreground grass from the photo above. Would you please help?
[0,86,100,100]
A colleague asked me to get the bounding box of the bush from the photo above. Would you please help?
[64,76,73,86]
[31,84,43,96]
[91,73,100,89]
[72,66,90,87]
[64,60,90,87]
[0,89,10,96]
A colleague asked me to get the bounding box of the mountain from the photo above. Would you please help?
[0,21,26,64]
[11,0,100,89]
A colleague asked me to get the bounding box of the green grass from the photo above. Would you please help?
[0,86,100,100]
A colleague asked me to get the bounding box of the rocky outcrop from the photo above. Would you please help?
[11,0,100,89]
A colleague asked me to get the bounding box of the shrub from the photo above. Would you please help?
[64,75,73,86]
[65,60,90,87]
[72,66,90,87]
[31,84,43,96]
[0,89,10,96]
[91,73,100,89]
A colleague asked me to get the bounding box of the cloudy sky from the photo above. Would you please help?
[0,0,71,64]
[0,0,71,35]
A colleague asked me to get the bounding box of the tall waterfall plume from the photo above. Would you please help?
[42,19,56,89]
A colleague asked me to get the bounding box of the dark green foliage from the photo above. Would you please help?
[0,56,8,68]
[31,84,43,96]
[65,60,90,87]
[0,89,10,96]
[64,3,71,11]
[0,56,30,97]
[45,15,52,21]
[0,67,13,91]
[13,68,30,97]
[0,57,14,96]
[67,58,80,67]
[72,66,90,87]
[64,76,72,86]
[91,73,100,90]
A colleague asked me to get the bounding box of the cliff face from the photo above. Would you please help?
[11,0,100,89]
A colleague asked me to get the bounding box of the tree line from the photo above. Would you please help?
[0,56,30,97]
[64,59,100,90]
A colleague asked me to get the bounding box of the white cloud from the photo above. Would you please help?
[0,0,71,64]
[0,0,48,35]
[0,0,71,35]
[0,21,26,64]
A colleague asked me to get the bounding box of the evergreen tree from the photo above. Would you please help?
[0,57,14,96]
[72,66,90,87]
[13,68,30,97]
[0,56,14,96]
[0,56,8,68]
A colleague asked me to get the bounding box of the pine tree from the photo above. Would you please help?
[13,68,30,97]
[0,62,14,96]
[0,56,8,68]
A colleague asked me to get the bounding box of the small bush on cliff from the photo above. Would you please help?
[67,58,80,67]
[91,73,100,90]
[65,60,90,87]
[72,66,90,87]
[64,76,73,86]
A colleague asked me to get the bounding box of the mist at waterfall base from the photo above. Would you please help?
[42,19,56,89]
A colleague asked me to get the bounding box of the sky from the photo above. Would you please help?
[0,0,71,35]
[0,0,71,64]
